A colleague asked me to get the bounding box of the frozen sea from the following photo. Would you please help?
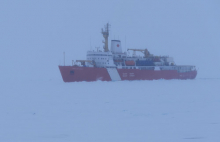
[1,78,220,142]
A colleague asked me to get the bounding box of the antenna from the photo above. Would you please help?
[125,36,127,51]
[90,36,92,51]
[101,23,110,52]
[63,52,65,66]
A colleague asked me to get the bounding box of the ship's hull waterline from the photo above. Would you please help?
[59,66,197,82]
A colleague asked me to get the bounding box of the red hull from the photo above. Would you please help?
[59,66,111,82]
[117,69,197,80]
[59,66,197,82]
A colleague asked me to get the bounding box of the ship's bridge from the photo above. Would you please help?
[86,51,115,67]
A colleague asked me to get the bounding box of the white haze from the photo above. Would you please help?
[0,0,220,81]
[1,0,220,142]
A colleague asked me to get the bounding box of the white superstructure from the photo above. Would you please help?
[86,51,115,67]
[77,23,195,74]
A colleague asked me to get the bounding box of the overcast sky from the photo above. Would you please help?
[1,0,220,81]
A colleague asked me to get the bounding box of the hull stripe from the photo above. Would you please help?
[106,68,121,81]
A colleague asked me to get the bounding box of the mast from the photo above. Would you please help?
[101,23,110,52]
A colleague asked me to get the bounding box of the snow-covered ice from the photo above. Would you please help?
[1,79,220,142]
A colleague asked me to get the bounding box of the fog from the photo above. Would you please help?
[1,1,220,141]
[1,0,220,81]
